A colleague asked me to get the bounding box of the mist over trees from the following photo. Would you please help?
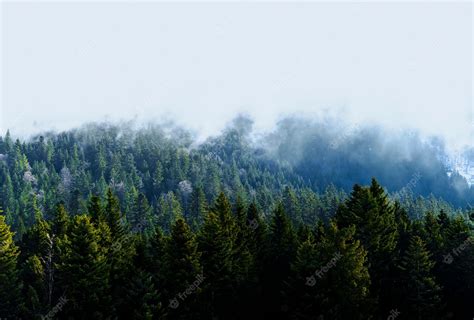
[0,116,473,319]
[262,116,473,206]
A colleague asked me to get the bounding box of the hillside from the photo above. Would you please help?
[0,119,473,319]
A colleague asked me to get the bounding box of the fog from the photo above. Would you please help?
[1,2,472,151]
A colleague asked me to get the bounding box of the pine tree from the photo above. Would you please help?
[188,185,207,229]
[88,194,105,224]
[19,218,59,316]
[25,193,43,226]
[263,202,298,316]
[233,197,253,284]
[69,189,81,216]
[0,214,21,317]
[336,179,398,313]
[20,255,43,318]
[284,221,371,319]
[399,235,441,320]
[105,188,126,239]
[121,268,162,320]
[57,215,111,319]
[282,186,302,226]
[197,192,238,318]
[246,202,267,267]
[436,215,474,318]
[103,188,136,316]
[130,193,153,234]
[153,160,164,195]
[164,218,202,319]
[52,202,70,237]
[144,227,167,294]
[156,191,183,232]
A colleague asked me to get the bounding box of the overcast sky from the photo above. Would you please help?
[1,2,472,150]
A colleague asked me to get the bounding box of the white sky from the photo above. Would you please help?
[1,1,472,149]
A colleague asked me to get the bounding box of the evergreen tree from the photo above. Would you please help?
[286,222,370,320]
[130,193,153,234]
[164,218,202,319]
[88,194,105,225]
[104,188,125,239]
[188,185,207,229]
[198,192,238,318]
[57,215,111,319]
[336,179,398,313]
[399,235,442,320]
[282,186,302,226]
[0,214,21,317]
[143,227,167,295]
[156,191,183,232]
[121,268,162,320]
[436,215,474,318]
[52,202,70,237]
[263,202,297,316]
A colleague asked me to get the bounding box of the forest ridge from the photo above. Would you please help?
[0,118,473,319]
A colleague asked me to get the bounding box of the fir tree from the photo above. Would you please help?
[399,235,442,320]
[188,185,207,229]
[164,218,202,319]
[336,179,398,314]
[57,215,111,319]
[263,202,297,316]
[88,194,105,225]
[0,214,21,317]
[286,222,371,320]
[197,192,238,319]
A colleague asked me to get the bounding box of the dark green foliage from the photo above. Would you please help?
[0,184,472,319]
[0,214,21,318]
[56,215,111,319]
[129,192,153,234]
[188,185,207,230]
[164,218,202,319]
[0,120,472,319]
[336,179,398,314]
[197,192,238,319]
[398,236,442,320]
[286,222,370,320]
[88,195,104,225]
[263,202,298,316]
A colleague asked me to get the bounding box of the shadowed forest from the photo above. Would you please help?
[0,118,473,319]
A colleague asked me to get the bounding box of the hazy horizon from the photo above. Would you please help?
[2,2,472,151]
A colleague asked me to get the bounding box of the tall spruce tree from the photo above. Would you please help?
[286,222,371,320]
[263,202,298,316]
[399,235,442,320]
[198,192,239,319]
[164,218,202,319]
[130,193,153,234]
[336,179,398,314]
[0,214,21,317]
[57,215,111,319]
[189,185,207,230]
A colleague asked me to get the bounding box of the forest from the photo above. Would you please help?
[0,118,473,319]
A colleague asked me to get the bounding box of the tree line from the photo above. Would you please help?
[0,178,473,319]
[0,122,472,319]
[0,122,461,240]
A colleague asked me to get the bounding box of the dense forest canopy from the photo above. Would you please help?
[0,117,473,319]
[0,116,470,234]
